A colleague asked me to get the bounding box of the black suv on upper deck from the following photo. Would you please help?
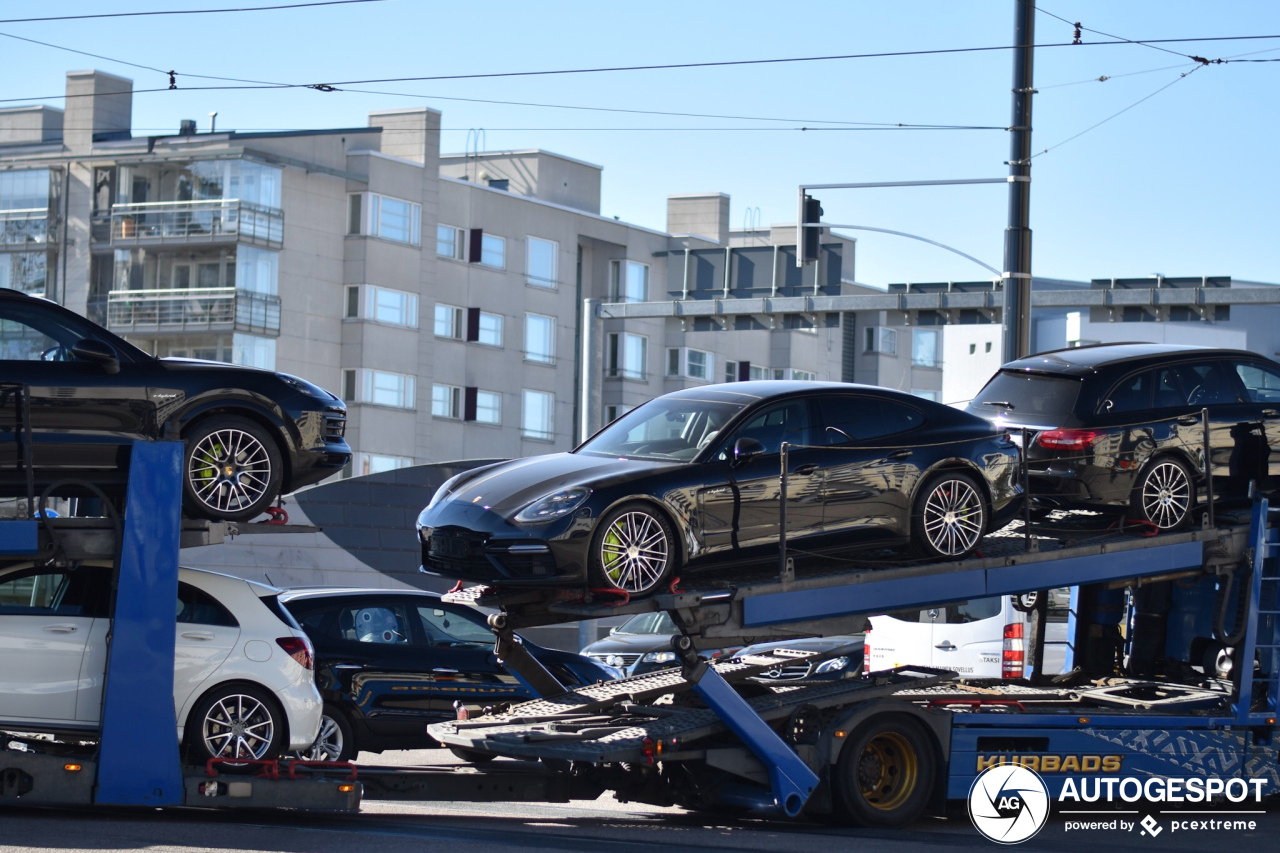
[0,288,351,520]
[967,343,1280,529]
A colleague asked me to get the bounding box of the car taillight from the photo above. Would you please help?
[1035,429,1103,452]
[276,636,313,670]
[863,625,872,676]
[1002,622,1024,679]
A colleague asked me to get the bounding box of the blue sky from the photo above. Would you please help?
[3,0,1277,287]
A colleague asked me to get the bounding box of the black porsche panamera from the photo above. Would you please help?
[417,381,1023,597]
[0,287,351,520]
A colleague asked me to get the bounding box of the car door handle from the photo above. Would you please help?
[934,641,956,650]
[180,631,215,641]
[887,449,913,460]
[1265,409,1280,419]
[42,625,77,634]
[432,668,461,675]
[1178,416,1201,426]
[332,664,363,671]
[794,464,818,476]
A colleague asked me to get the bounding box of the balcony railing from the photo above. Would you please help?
[0,209,54,246]
[106,287,280,335]
[108,199,283,249]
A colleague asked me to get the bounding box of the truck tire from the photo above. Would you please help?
[831,716,936,828]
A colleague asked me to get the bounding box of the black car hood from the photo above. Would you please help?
[445,452,681,517]
[736,635,864,657]
[580,632,674,656]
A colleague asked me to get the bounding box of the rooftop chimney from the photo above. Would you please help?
[63,70,132,152]
[667,193,731,245]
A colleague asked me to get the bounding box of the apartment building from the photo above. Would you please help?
[0,71,854,475]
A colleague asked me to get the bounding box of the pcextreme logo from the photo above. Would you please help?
[968,764,1050,845]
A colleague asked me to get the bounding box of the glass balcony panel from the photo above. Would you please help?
[110,200,282,249]
[0,210,52,246]
[106,287,280,335]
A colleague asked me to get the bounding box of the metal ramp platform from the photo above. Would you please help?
[446,512,1242,645]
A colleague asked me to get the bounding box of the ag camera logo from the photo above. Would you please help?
[969,764,1050,844]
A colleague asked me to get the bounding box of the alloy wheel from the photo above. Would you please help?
[299,714,344,762]
[599,511,670,594]
[1141,461,1191,529]
[921,479,985,556]
[202,693,276,760]
[189,429,273,515]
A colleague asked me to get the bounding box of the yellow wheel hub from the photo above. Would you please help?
[857,731,919,812]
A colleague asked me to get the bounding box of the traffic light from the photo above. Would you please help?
[801,194,823,264]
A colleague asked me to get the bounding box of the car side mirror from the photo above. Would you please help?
[732,436,765,467]
[609,626,619,635]
[70,339,120,374]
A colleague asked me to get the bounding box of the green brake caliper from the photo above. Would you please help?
[603,526,622,582]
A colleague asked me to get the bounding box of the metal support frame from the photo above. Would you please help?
[94,440,185,806]
[673,636,819,817]
[1233,497,1276,723]
[0,382,38,556]
[487,612,566,698]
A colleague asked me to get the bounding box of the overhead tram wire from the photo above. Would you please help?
[0,1,388,25]
[1033,66,1204,158]
[1021,0,1195,60]
[2,33,1279,107]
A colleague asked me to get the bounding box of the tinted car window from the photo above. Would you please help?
[1235,361,1280,404]
[334,603,413,645]
[293,605,336,641]
[1105,370,1152,414]
[728,400,811,455]
[418,606,494,647]
[821,396,923,444]
[0,568,103,616]
[1172,362,1240,406]
[971,371,1081,420]
[176,582,239,627]
[618,611,677,634]
[1153,367,1186,409]
[0,304,67,361]
[942,598,1003,624]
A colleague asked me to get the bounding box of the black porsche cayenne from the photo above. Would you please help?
[417,381,1022,597]
[0,287,351,520]
[967,343,1280,529]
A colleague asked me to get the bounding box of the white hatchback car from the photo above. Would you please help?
[0,561,322,762]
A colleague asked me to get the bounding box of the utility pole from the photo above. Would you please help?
[1001,0,1035,362]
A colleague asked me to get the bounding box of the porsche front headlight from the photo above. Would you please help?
[514,487,590,523]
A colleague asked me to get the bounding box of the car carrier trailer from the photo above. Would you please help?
[1,424,1277,827]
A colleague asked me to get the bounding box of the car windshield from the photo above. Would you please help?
[578,397,745,462]
[969,370,1081,423]
[617,611,677,634]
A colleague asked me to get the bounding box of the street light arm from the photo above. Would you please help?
[813,223,1001,277]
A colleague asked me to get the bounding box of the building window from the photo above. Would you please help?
[912,329,939,368]
[912,389,939,402]
[436,224,465,259]
[749,365,769,381]
[605,404,633,424]
[524,313,555,364]
[522,390,554,441]
[348,192,421,245]
[723,360,737,383]
[474,390,501,425]
[342,369,415,409]
[789,369,816,381]
[864,326,897,355]
[480,234,505,269]
[354,452,413,477]
[231,334,275,371]
[609,260,649,302]
[608,332,647,379]
[666,347,712,381]
[434,304,463,339]
[477,311,503,347]
[526,236,557,288]
[432,383,461,418]
[344,285,418,327]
